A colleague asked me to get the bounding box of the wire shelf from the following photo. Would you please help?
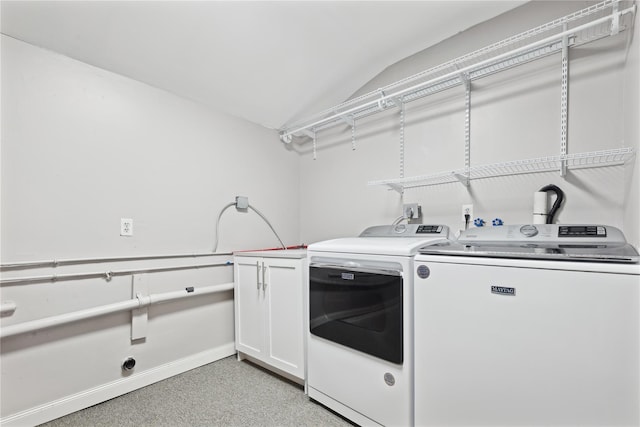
[367,148,636,192]
[280,0,635,141]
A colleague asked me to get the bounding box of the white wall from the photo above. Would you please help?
[1,35,300,258]
[0,35,299,424]
[623,0,640,247]
[299,1,640,247]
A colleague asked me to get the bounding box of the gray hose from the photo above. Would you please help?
[248,204,286,250]
[213,201,286,252]
[213,202,236,252]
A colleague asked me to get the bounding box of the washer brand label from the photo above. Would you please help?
[341,272,355,280]
[491,286,515,296]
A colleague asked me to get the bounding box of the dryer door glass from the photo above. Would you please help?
[309,265,403,363]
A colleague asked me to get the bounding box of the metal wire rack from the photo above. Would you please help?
[280,0,634,142]
[280,0,636,191]
[367,148,636,192]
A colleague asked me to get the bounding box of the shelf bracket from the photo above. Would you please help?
[279,133,293,144]
[377,89,389,110]
[338,114,354,127]
[386,183,404,194]
[453,172,470,187]
[300,129,316,139]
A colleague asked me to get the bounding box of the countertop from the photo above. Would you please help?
[233,248,307,259]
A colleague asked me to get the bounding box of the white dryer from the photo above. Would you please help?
[307,224,449,427]
[414,224,640,426]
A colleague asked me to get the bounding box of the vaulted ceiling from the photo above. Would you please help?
[1,1,526,130]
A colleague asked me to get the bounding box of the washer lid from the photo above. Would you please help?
[420,224,639,263]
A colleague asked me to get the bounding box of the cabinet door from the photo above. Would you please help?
[264,258,304,378]
[234,257,266,357]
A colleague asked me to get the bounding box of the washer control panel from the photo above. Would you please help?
[416,225,445,234]
[459,224,624,245]
[360,224,449,238]
[558,225,606,237]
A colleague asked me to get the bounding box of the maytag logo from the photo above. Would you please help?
[491,286,515,296]
[341,272,355,280]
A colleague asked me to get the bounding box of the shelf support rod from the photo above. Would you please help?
[399,99,405,179]
[300,129,317,160]
[460,70,472,187]
[334,113,357,150]
[560,22,569,177]
[611,1,620,35]
[351,122,356,151]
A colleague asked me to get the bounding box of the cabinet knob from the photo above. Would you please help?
[262,263,268,290]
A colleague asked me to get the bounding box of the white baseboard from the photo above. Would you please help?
[1,343,235,427]
[237,352,304,386]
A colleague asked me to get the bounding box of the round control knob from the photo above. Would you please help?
[394,224,407,233]
[520,224,539,237]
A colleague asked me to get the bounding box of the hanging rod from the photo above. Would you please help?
[279,0,634,143]
[0,251,233,271]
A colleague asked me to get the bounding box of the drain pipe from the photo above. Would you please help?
[1,252,233,270]
[0,282,234,339]
[0,261,232,286]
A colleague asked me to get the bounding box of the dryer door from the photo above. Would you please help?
[309,262,403,363]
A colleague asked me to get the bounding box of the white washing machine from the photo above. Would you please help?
[307,224,450,427]
[414,224,640,426]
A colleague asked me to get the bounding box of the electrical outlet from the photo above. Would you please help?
[462,204,473,226]
[120,218,133,236]
[403,203,421,219]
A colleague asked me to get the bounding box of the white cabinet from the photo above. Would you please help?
[233,251,306,381]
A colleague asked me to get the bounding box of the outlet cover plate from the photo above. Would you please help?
[121,218,133,236]
[403,203,421,219]
[462,204,473,224]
